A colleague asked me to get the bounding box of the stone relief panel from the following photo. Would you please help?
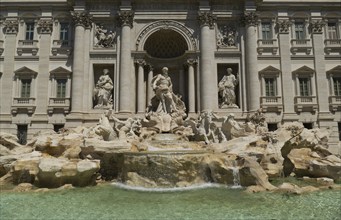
[94,23,116,48]
[216,24,238,48]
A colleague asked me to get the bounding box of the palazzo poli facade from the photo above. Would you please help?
[0,0,340,153]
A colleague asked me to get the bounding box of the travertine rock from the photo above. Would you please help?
[0,132,22,150]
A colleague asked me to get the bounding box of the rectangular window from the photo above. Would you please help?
[17,124,28,145]
[21,79,31,98]
[327,23,338,39]
[60,23,69,42]
[338,123,341,141]
[56,79,67,98]
[267,123,278,132]
[54,124,65,133]
[261,22,272,40]
[303,123,313,129]
[299,78,311,96]
[265,78,276,96]
[295,22,305,40]
[334,77,341,96]
[25,22,34,40]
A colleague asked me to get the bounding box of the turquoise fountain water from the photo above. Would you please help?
[1,184,340,220]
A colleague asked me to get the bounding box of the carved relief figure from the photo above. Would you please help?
[93,69,113,109]
[94,25,116,48]
[218,68,239,108]
[217,25,238,48]
[112,116,141,139]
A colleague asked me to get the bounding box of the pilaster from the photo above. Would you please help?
[186,59,197,113]
[277,18,295,115]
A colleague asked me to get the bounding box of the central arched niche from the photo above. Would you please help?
[144,29,188,59]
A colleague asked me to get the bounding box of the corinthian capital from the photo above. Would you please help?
[71,11,92,28]
[197,11,216,29]
[277,19,291,33]
[134,59,146,66]
[118,11,134,28]
[4,19,19,34]
[37,19,53,34]
[242,11,259,26]
[186,59,198,67]
[310,19,326,34]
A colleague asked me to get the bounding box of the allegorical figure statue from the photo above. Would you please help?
[151,67,179,114]
[218,68,239,108]
[93,69,113,109]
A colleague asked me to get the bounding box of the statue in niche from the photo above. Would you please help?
[217,25,238,48]
[218,68,239,108]
[93,69,113,109]
[94,25,116,48]
[147,67,186,117]
[145,67,186,133]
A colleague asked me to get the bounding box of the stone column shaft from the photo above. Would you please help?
[147,66,154,105]
[118,11,134,113]
[71,24,85,113]
[136,60,146,113]
[198,11,218,111]
[244,11,260,112]
[187,60,197,113]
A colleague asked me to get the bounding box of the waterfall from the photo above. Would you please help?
[231,161,241,189]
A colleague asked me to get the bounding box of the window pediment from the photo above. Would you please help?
[50,67,72,77]
[259,66,281,77]
[293,65,314,76]
[14,66,37,78]
[327,65,341,76]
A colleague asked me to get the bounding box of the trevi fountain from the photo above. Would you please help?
[1,67,340,219]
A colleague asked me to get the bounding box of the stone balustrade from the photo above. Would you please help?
[257,39,278,55]
[17,40,39,56]
[290,39,312,55]
[11,97,36,114]
[294,96,318,112]
[260,96,283,112]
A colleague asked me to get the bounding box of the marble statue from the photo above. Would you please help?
[249,108,268,134]
[221,113,246,141]
[93,109,117,141]
[94,25,116,48]
[112,116,141,139]
[218,68,239,108]
[93,69,113,109]
[146,67,186,132]
[151,67,178,114]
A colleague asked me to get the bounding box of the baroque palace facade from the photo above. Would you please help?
[0,0,340,153]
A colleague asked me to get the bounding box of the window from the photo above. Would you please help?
[60,23,69,44]
[56,79,67,98]
[17,125,28,145]
[295,22,305,40]
[261,22,272,40]
[265,78,276,96]
[25,22,34,40]
[21,79,31,98]
[303,123,313,129]
[299,77,311,96]
[267,123,278,132]
[334,77,341,96]
[327,23,338,39]
[53,124,64,133]
[338,123,341,141]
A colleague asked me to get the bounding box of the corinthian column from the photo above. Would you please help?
[243,11,260,112]
[135,59,146,113]
[70,11,92,113]
[198,11,218,111]
[146,65,154,105]
[118,11,134,113]
[186,59,197,113]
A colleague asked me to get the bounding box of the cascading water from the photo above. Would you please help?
[231,161,242,189]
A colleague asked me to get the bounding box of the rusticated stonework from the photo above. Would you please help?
[37,19,53,34]
[118,11,134,28]
[197,11,216,29]
[71,11,93,28]
[277,19,291,33]
[310,19,326,34]
[4,19,19,34]
[243,11,259,26]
